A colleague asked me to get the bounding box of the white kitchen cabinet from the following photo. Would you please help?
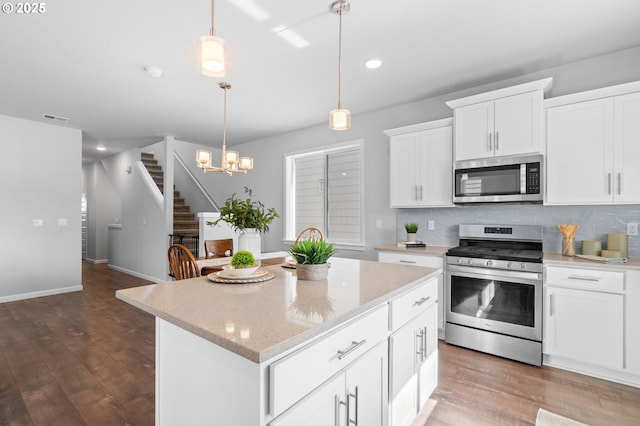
[389,303,437,426]
[378,251,445,336]
[446,78,551,162]
[545,81,640,205]
[385,118,454,208]
[272,341,388,426]
[543,265,636,382]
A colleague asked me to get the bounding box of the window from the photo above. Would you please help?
[285,140,363,247]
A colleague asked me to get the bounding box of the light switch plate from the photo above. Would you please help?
[33,219,44,227]
[627,223,638,236]
[428,220,435,230]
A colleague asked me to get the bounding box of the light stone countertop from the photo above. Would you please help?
[116,257,441,364]
[374,244,451,257]
[543,253,640,271]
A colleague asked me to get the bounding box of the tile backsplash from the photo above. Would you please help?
[397,203,640,258]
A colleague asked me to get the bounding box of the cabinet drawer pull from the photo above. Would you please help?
[337,339,367,360]
[399,260,417,264]
[568,275,601,282]
[413,296,430,306]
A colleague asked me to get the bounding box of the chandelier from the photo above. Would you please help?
[196,82,254,175]
[329,0,351,131]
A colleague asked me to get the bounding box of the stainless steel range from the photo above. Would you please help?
[445,224,543,366]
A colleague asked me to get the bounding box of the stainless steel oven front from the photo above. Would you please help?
[445,259,543,365]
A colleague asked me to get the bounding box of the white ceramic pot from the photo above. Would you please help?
[406,232,417,242]
[238,228,261,259]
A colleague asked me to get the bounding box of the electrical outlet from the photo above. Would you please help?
[375,219,382,229]
[627,223,638,236]
[428,220,435,231]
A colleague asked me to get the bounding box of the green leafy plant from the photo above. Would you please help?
[289,240,336,265]
[208,187,279,233]
[404,223,418,233]
[230,250,256,268]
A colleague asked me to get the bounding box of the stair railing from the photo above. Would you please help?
[135,160,164,211]
[174,152,219,211]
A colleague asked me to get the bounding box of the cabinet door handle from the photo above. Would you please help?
[414,185,419,201]
[337,339,367,360]
[419,185,423,201]
[336,395,347,426]
[495,131,499,151]
[347,387,358,425]
[607,173,612,195]
[422,326,428,359]
[414,296,431,306]
[550,293,554,317]
[618,172,622,195]
[568,275,601,282]
[488,132,492,152]
[416,329,424,361]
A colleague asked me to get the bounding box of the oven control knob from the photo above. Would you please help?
[457,258,464,265]
[520,263,527,270]
[507,262,514,268]
[466,258,474,265]
[486,260,493,267]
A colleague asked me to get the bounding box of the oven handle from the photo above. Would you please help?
[447,264,541,282]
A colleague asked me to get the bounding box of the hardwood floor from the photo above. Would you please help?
[1,262,639,425]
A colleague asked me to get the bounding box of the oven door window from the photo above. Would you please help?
[450,275,535,327]
[455,164,521,197]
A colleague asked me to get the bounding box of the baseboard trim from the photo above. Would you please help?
[107,264,165,284]
[0,285,83,303]
[85,258,109,264]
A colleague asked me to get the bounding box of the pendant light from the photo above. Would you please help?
[329,0,351,131]
[196,82,254,175]
[199,0,226,77]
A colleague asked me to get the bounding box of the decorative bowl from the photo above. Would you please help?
[222,264,261,277]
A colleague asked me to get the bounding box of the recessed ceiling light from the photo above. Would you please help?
[228,0,270,21]
[272,25,310,48]
[365,58,382,69]
[144,66,163,78]
[96,145,106,151]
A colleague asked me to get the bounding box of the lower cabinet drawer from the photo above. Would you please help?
[546,266,624,293]
[389,277,437,331]
[378,252,443,268]
[269,304,389,418]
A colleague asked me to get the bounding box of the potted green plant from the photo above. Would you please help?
[289,240,336,281]
[405,223,418,242]
[222,250,260,277]
[208,187,279,259]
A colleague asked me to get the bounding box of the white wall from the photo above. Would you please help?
[0,114,82,301]
[82,161,121,262]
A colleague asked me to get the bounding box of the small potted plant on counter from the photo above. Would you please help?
[222,250,260,277]
[405,223,418,242]
[289,240,336,281]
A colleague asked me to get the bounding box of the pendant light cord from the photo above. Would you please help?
[337,6,343,109]
[210,0,215,36]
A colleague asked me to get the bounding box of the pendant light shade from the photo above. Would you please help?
[196,82,254,175]
[200,35,226,77]
[329,0,351,131]
[329,108,351,131]
[200,0,226,77]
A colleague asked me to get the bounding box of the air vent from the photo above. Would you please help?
[42,113,69,122]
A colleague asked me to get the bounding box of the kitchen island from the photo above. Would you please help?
[116,257,441,426]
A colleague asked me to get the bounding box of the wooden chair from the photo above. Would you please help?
[168,244,201,280]
[295,227,324,243]
[204,239,234,259]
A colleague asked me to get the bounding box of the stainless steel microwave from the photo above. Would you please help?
[453,155,543,203]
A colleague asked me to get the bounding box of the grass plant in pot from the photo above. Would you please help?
[289,240,336,281]
[208,187,279,259]
[222,250,260,277]
[405,223,418,242]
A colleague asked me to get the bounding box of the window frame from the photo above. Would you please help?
[283,139,365,251]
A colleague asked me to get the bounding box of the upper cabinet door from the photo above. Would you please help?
[389,133,421,207]
[493,91,543,157]
[546,98,614,205]
[613,91,640,203]
[453,101,494,161]
[416,125,453,207]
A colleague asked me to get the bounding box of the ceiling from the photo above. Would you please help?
[2,0,640,164]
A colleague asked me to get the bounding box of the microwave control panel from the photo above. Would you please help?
[526,163,541,194]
